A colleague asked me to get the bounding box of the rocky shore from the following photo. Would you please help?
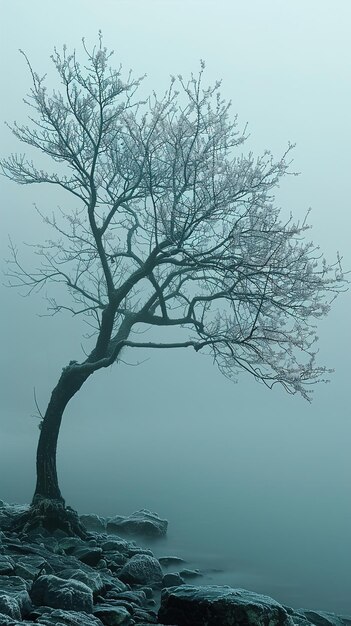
[0,501,350,626]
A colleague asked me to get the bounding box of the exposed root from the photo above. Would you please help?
[9,498,89,539]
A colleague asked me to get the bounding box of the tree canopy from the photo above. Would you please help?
[1,37,346,403]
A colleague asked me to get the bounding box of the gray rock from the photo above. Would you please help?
[93,604,133,625]
[162,572,184,588]
[58,567,105,595]
[0,612,35,626]
[59,536,85,554]
[178,568,202,579]
[104,552,128,570]
[300,609,351,626]
[158,556,185,567]
[0,576,32,618]
[107,510,167,538]
[36,608,104,625]
[158,585,295,626]
[30,574,93,613]
[0,555,15,574]
[72,545,103,566]
[14,554,51,580]
[0,593,22,619]
[133,608,158,623]
[119,555,163,587]
[113,590,147,606]
[0,502,30,531]
[100,540,131,553]
[80,514,107,532]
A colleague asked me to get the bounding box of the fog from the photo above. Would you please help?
[1,0,351,615]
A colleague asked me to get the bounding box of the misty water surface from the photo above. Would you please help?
[1,337,350,615]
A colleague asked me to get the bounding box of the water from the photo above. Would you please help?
[1,350,350,616]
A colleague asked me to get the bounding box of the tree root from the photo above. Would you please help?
[9,498,89,539]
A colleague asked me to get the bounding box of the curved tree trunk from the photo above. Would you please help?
[32,365,90,505]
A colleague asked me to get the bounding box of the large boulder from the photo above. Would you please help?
[14,554,52,580]
[58,567,105,596]
[30,574,93,613]
[0,501,30,531]
[107,510,167,538]
[79,514,107,533]
[0,576,32,619]
[158,585,295,626]
[119,554,163,587]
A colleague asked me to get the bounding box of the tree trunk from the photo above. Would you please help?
[32,365,90,506]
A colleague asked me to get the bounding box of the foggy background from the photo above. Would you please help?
[0,0,350,614]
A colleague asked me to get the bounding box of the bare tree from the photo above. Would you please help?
[1,37,346,533]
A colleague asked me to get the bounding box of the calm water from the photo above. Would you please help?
[1,351,350,616]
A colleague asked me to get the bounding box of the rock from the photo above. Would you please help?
[0,612,34,626]
[100,540,131,553]
[133,607,158,623]
[80,514,107,532]
[72,545,103,566]
[30,574,93,613]
[35,608,105,625]
[93,604,133,625]
[0,501,30,531]
[178,568,202,579]
[158,585,295,626]
[119,555,163,587]
[158,556,185,567]
[58,567,105,595]
[59,536,85,554]
[0,555,15,574]
[0,576,32,618]
[104,589,147,607]
[0,593,22,620]
[107,510,167,538]
[14,554,52,580]
[162,572,184,588]
[300,609,351,626]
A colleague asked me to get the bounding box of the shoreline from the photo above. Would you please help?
[0,502,350,625]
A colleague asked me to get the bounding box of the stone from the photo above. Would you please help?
[112,590,147,606]
[93,604,133,625]
[14,554,52,580]
[133,608,158,623]
[30,574,93,613]
[178,568,202,579]
[0,501,30,531]
[158,585,295,626]
[72,545,103,566]
[36,608,104,625]
[0,555,15,574]
[0,576,32,618]
[300,609,351,626]
[158,556,185,567]
[162,572,184,588]
[59,536,85,554]
[119,554,163,587]
[0,593,22,619]
[80,514,107,532]
[0,612,34,626]
[100,540,131,553]
[58,567,105,595]
[106,510,167,538]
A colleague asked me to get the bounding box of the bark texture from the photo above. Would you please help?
[33,365,90,505]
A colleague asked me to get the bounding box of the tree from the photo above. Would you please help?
[1,37,346,533]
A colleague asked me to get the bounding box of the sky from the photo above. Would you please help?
[0,0,351,613]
